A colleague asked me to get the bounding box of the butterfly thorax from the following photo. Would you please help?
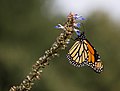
[75,32,86,42]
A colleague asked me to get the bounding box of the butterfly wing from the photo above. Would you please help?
[67,38,103,73]
[84,39,103,73]
[67,40,88,67]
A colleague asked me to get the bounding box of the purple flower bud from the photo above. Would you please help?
[80,17,86,20]
[55,24,65,29]
[74,23,81,28]
[74,14,85,21]
[74,28,81,36]
[55,26,59,29]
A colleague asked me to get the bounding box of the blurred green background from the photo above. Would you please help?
[0,0,120,91]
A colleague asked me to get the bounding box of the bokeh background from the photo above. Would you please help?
[0,0,120,91]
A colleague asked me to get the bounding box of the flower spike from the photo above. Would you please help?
[9,12,75,91]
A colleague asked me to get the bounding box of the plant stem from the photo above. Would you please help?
[9,12,75,91]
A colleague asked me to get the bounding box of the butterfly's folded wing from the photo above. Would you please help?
[67,39,103,73]
[67,40,88,67]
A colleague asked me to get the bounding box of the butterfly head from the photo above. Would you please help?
[76,31,86,41]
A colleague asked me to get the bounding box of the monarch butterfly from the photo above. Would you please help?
[67,32,103,73]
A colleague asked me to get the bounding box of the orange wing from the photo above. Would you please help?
[84,39,103,73]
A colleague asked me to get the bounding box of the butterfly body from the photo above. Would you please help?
[67,32,103,73]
